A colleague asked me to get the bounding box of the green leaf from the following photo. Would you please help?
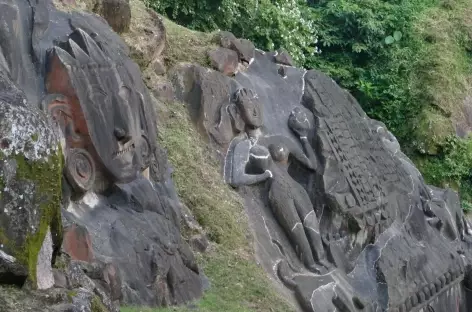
[393,31,403,41]
[352,42,368,53]
[385,36,395,45]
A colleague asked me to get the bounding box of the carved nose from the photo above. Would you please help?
[114,127,130,143]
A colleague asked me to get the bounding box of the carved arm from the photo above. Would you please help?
[299,136,318,172]
[228,139,272,187]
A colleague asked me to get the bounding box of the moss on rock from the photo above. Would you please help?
[15,151,62,284]
[0,100,64,286]
[91,295,108,312]
[0,149,63,284]
[67,290,78,303]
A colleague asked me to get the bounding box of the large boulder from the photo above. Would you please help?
[173,34,472,312]
[208,47,239,76]
[95,0,131,34]
[0,74,62,289]
[63,176,203,306]
[0,0,203,310]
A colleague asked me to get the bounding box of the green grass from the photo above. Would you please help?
[123,249,291,312]
[408,0,472,209]
[121,101,294,312]
[162,18,217,69]
[410,0,472,153]
[158,102,247,248]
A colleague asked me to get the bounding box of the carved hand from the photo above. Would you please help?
[290,125,309,138]
[288,107,311,138]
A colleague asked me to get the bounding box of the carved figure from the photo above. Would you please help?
[248,144,327,272]
[43,28,154,195]
[175,32,472,311]
[225,88,315,187]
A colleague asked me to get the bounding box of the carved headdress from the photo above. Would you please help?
[44,28,157,189]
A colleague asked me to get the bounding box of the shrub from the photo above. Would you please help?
[417,135,472,208]
[144,0,318,64]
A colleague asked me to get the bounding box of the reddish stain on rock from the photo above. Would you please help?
[62,224,94,262]
[208,47,239,76]
[103,263,123,301]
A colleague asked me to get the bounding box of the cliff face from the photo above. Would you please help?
[173,33,472,311]
[0,1,202,311]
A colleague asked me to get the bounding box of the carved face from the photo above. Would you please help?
[81,79,142,182]
[288,107,311,135]
[45,29,154,184]
[234,88,263,128]
[269,143,289,163]
[249,145,271,171]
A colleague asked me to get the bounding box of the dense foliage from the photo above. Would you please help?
[147,0,472,209]
[145,0,318,62]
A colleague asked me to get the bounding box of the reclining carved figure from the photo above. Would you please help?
[248,143,328,273]
[223,88,328,272]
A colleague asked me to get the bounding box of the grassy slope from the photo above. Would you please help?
[121,100,293,312]
[122,4,295,312]
[408,0,472,205]
[411,0,472,154]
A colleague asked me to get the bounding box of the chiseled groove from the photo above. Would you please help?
[391,271,464,311]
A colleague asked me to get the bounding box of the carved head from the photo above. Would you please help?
[233,88,263,129]
[45,28,154,186]
[288,107,311,137]
[249,145,271,171]
[269,143,290,164]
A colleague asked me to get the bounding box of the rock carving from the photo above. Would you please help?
[225,88,315,187]
[0,0,202,309]
[249,143,327,273]
[173,31,472,312]
[44,28,154,195]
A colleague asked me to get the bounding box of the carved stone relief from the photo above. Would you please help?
[173,33,472,311]
[0,0,202,307]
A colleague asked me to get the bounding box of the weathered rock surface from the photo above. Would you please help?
[96,0,131,33]
[174,32,472,312]
[0,72,62,289]
[0,0,203,310]
[62,223,94,263]
[217,31,255,64]
[63,177,203,306]
[208,47,239,76]
[274,48,294,66]
[36,229,55,289]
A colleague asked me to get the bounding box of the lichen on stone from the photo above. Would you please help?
[13,149,63,284]
[0,102,63,285]
[67,290,78,302]
[91,295,108,312]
